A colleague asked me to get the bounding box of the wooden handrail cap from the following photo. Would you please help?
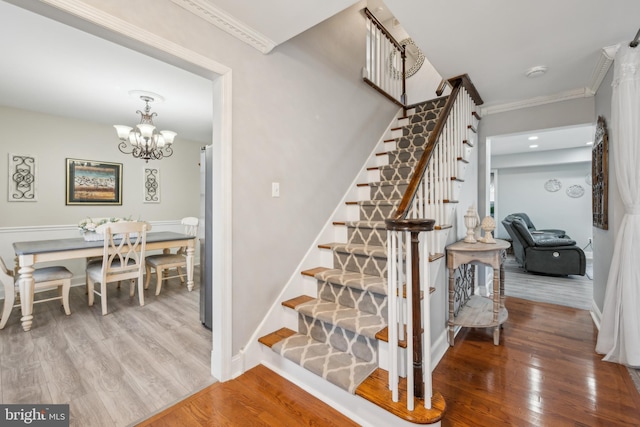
[385,218,435,232]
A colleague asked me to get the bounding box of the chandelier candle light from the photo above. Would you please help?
[114,93,176,162]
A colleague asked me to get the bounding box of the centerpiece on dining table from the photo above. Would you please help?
[78,216,136,241]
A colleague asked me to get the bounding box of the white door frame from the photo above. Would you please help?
[37,0,234,381]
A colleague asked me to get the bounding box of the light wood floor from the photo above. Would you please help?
[502,255,593,310]
[0,268,213,427]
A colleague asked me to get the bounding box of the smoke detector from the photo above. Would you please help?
[525,66,548,78]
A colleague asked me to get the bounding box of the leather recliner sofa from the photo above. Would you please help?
[502,214,586,276]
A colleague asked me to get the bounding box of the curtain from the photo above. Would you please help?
[596,44,640,368]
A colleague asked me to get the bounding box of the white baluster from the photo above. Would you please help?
[422,233,432,409]
[387,230,398,401]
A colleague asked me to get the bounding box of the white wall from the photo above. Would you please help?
[495,161,592,248]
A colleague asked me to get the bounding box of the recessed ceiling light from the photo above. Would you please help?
[525,66,548,78]
[529,144,539,148]
[528,136,539,141]
[586,141,593,145]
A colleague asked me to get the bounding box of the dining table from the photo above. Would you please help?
[13,231,196,332]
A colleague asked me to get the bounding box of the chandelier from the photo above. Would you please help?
[114,95,177,162]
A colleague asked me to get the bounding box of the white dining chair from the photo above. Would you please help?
[86,221,148,315]
[145,217,198,296]
[0,257,72,330]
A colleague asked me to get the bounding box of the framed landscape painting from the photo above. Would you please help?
[66,158,122,205]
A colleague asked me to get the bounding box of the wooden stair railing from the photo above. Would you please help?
[362,7,407,111]
[385,74,483,412]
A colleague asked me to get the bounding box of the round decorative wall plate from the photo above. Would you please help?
[585,173,592,186]
[388,38,425,79]
[544,179,562,192]
[567,184,585,198]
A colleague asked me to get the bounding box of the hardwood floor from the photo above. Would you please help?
[0,268,213,426]
[138,297,640,427]
[136,364,359,427]
[433,297,640,426]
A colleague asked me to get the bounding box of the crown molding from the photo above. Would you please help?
[586,44,619,96]
[481,44,620,116]
[480,87,592,116]
[170,0,276,54]
[37,0,231,75]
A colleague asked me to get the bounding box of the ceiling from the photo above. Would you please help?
[489,125,595,157]
[1,0,638,152]
[0,0,214,144]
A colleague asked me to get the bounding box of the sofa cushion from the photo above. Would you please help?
[535,237,577,247]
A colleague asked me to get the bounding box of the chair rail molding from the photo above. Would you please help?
[0,220,182,235]
[170,0,276,54]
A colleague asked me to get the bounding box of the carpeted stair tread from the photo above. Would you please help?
[379,159,419,170]
[368,178,410,188]
[343,220,386,230]
[357,200,399,208]
[271,333,378,394]
[315,268,387,296]
[407,107,443,123]
[386,147,430,164]
[332,243,387,259]
[410,96,448,114]
[400,116,440,130]
[295,299,387,339]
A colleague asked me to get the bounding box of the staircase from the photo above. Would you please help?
[258,93,474,423]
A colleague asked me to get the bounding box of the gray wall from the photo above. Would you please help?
[0,106,202,227]
[71,0,400,354]
[593,65,622,312]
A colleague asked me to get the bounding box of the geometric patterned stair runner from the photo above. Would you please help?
[261,96,449,395]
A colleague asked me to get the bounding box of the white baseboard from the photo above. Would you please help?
[590,299,602,330]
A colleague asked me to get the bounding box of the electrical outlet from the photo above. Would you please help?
[272,182,280,198]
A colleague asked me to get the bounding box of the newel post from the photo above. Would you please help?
[409,229,423,398]
[385,218,435,400]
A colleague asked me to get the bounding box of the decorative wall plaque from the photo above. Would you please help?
[566,184,585,198]
[544,178,562,192]
[144,166,160,203]
[592,116,608,229]
[8,153,37,202]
